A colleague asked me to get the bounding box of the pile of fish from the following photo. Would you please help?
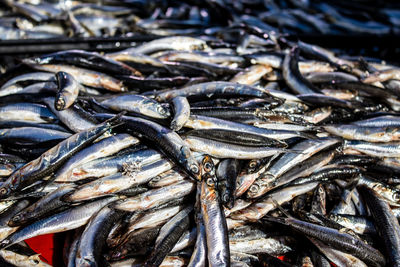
[0,33,400,267]
[1,0,400,40]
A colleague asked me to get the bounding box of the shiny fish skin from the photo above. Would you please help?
[54,133,138,182]
[0,246,52,267]
[100,94,170,119]
[184,136,287,159]
[65,148,162,182]
[27,64,126,92]
[54,71,81,111]
[231,182,319,221]
[282,46,319,95]
[76,204,126,267]
[0,114,123,198]
[1,7,400,265]
[0,196,118,249]
[43,97,98,133]
[8,185,76,227]
[156,81,279,102]
[145,206,192,266]
[66,159,174,202]
[170,96,190,131]
[358,185,400,266]
[25,50,140,77]
[125,36,208,55]
[263,138,340,180]
[0,103,57,124]
[114,180,195,212]
[200,161,230,267]
[0,127,71,145]
[185,115,309,140]
[188,184,207,267]
[264,216,385,267]
[344,140,400,158]
[309,238,367,267]
[95,113,200,180]
[324,124,400,142]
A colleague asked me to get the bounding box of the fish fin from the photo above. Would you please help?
[104,111,126,128]
[261,215,287,225]
[298,132,318,140]
[271,198,294,219]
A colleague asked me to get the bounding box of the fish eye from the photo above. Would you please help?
[12,215,20,222]
[190,164,199,174]
[394,192,400,202]
[206,177,214,186]
[204,162,213,172]
[157,106,166,115]
[152,176,161,182]
[0,188,7,195]
[249,184,259,193]
[55,98,65,110]
[249,161,257,168]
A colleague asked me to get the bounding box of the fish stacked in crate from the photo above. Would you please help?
[0,34,399,266]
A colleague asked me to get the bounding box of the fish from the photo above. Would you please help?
[54,71,81,111]
[199,156,230,267]
[0,8,399,265]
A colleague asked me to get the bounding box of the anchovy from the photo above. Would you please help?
[188,184,207,267]
[282,46,319,95]
[54,133,138,182]
[325,124,400,142]
[264,215,385,267]
[358,185,400,266]
[54,71,81,111]
[0,200,30,227]
[63,148,162,182]
[114,180,195,212]
[0,127,71,145]
[66,159,174,202]
[170,96,190,131]
[145,206,192,265]
[123,36,209,55]
[328,214,376,235]
[309,238,367,267]
[156,81,280,103]
[126,205,185,234]
[43,97,98,133]
[0,244,52,267]
[187,129,287,148]
[100,94,170,119]
[200,156,230,267]
[25,64,126,92]
[352,115,400,128]
[95,113,200,180]
[0,114,123,198]
[76,204,126,267]
[231,182,319,221]
[24,50,140,77]
[216,158,241,209]
[344,140,400,157]
[8,185,76,227]
[248,138,339,198]
[185,115,311,140]
[0,103,57,124]
[149,169,186,188]
[184,136,287,159]
[0,196,118,249]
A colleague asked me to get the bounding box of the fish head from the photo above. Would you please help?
[0,184,11,199]
[180,146,200,180]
